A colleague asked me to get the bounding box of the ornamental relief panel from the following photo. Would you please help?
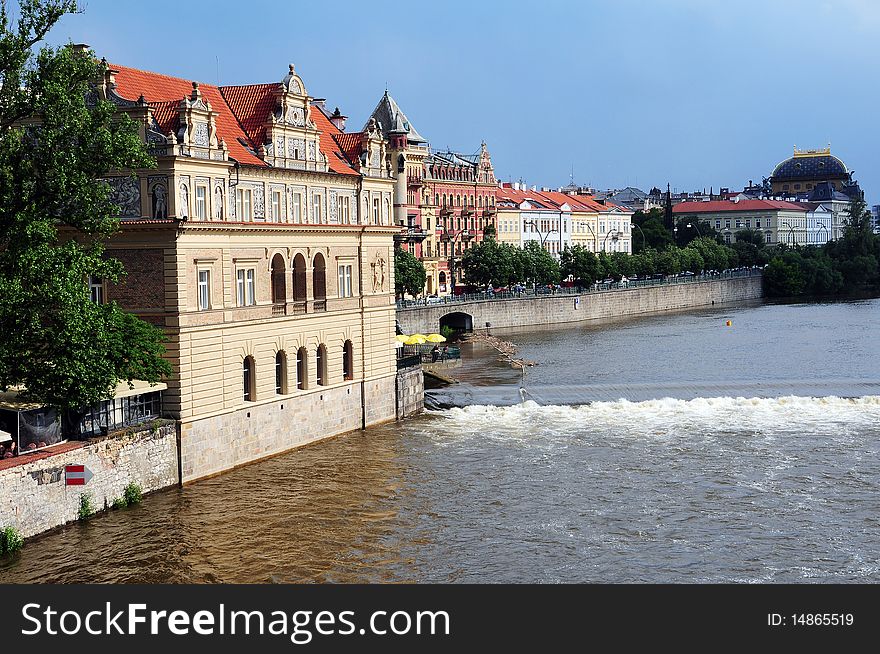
[253,185,265,219]
[286,106,305,126]
[329,190,338,223]
[107,176,142,218]
[307,141,316,161]
[193,122,209,147]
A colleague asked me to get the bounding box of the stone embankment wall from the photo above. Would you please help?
[398,275,763,334]
[0,424,178,539]
[396,366,424,419]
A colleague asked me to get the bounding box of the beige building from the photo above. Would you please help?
[674,199,807,246]
[97,61,398,482]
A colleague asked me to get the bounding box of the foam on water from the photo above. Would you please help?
[430,395,880,443]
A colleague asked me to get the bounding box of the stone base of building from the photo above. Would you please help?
[0,423,178,539]
[179,374,397,483]
[396,366,424,419]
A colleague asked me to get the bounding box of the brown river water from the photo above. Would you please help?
[2,298,879,583]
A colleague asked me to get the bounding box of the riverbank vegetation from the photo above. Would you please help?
[762,198,879,297]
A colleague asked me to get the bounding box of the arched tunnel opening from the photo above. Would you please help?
[439,312,474,334]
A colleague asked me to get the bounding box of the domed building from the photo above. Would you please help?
[769,147,853,195]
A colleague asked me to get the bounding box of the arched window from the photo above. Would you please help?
[275,351,287,394]
[316,344,328,386]
[296,347,308,390]
[292,253,307,304]
[243,356,255,402]
[343,340,354,381]
[312,253,326,310]
[271,253,286,309]
[435,194,439,206]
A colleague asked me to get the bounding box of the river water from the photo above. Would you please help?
[3,299,879,583]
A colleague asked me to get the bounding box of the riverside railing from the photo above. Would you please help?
[396,267,763,310]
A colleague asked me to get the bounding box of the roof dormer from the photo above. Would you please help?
[261,64,327,172]
[174,82,226,161]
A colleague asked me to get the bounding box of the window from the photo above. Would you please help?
[243,356,255,402]
[196,186,207,221]
[271,190,282,222]
[236,188,253,221]
[338,264,353,298]
[766,231,772,243]
[275,351,287,395]
[372,198,380,225]
[197,269,211,310]
[340,196,350,224]
[756,219,761,228]
[292,192,302,223]
[313,193,322,223]
[236,268,256,306]
[316,344,328,386]
[296,347,308,390]
[343,340,354,381]
[89,275,104,304]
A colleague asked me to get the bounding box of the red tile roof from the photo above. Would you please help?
[309,105,358,175]
[111,64,266,167]
[218,83,278,151]
[112,64,359,176]
[674,200,806,213]
[332,131,364,168]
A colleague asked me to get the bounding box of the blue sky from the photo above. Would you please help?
[46,0,879,201]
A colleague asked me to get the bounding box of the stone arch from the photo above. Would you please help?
[440,312,473,333]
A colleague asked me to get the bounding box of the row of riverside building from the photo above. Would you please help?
[7,55,860,483]
[30,56,632,482]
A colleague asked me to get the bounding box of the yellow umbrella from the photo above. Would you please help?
[405,334,427,345]
[396,334,410,343]
[412,333,428,340]
[426,334,447,343]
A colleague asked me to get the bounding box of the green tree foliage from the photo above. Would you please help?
[763,258,805,296]
[674,218,717,247]
[517,241,560,285]
[482,223,497,240]
[631,208,673,252]
[764,197,879,297]
[394,247,426,298]
[735,228,765,247]
[0,2,172,411]
[560,245,601,287]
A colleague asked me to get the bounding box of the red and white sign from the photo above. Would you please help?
[64,464,93,486]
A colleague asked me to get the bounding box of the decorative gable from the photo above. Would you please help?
[262,64,327,172]
[174,82,228,161]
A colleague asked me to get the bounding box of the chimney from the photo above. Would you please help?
[330,107,347,131]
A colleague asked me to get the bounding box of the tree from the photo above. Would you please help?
[482,223,497,240]
[517,241,560,285]
[763,258,805,297]
[394,247,426,299]
[735,228,765,247]
[674,218,716,247]
[459,239,517,287]
[560,245,600,287]
[631,208,673,252]
[0,2,172,412]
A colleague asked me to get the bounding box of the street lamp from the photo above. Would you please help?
[631,223,646,251]
[817,222,829,244]
[523,219,558,249]
[603,230,620,252]
[780,221,795,247]
[686,222,702,237]
[584,222,599,253]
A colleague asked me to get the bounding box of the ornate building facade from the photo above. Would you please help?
[97,61,397,482]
